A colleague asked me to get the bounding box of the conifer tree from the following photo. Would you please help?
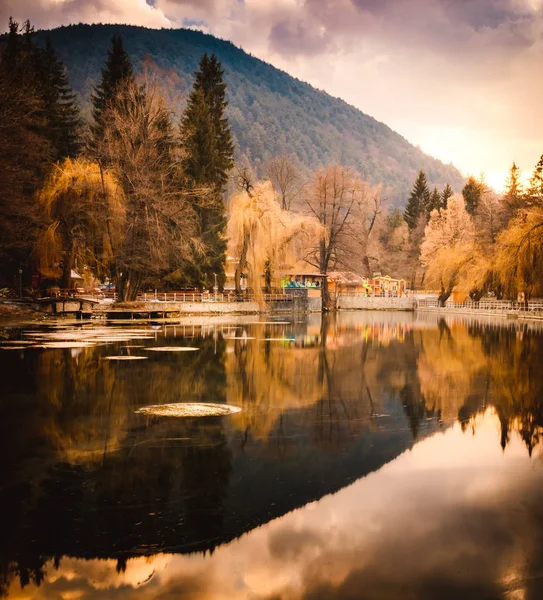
[39,38,81,160]
[428,187,442,215]
[526,156,543,205]
[462,176,483,216]
[404,170,430,230]
[441,183,454,209]
[0,18,51,284]
[91,35,134,144]
[180,53,234,289]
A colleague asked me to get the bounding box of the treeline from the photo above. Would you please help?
[0,20,233,300]
[391,161,543,304]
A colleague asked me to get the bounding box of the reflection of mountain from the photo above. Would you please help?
[1,313,543,595]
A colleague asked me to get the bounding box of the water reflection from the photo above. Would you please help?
[1,313,542,598]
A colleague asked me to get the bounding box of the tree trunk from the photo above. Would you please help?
[235,230,249,295]
[61,237,74,290]
[438,288,452,307]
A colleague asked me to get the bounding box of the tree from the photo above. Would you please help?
[502,162,525,223]
[428,187,442,214]
[495,208,543,300]
[36,158,122,288]
[441,183,454,209]
[420,195,474,306]
[0,18,51,285]
[525,155,543,207]
[346,184,382,277]
[462,175,484,216]
[39,38,81,160]
[303,165,362,305]
[228,182,320,298]
[97,76,199,300]
[404,170,430,230]
[264,154,305,211]
[90,35,134,148]
[180,53,234,289]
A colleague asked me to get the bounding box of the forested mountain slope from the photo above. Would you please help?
[37,24,465,204]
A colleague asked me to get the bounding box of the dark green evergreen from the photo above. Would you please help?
[428,187,442,215]
[462,176,483,216]
[181,53,234,289]
[441,183,454,209]
[39,38,81,160]
[404,170,430,230]
[0,19,51,284]
[90,35,134,143]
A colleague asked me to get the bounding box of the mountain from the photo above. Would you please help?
[36,24,465,205]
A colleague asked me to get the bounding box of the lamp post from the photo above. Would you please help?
[213,272,218,300]
[18,267,22,298]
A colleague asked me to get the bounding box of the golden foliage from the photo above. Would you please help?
[227,182,322,299]
[494,208,543,298]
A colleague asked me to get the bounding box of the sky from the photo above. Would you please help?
[2,0,542,191]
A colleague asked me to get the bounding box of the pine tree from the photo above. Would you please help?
[188,53,234,186]
[404,170,430,230]
[526,156,543,205]
[462,176,483,216]
[39,38,81,160]
[180,53,234,289]
[441,183,454,209]
[0,18,51,284]
[428,187,442,215]
[91,35,134,145]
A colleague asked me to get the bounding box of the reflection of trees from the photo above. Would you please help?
[417,318,543,455]
[0,332,230,594]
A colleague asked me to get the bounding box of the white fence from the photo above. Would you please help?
[416,298,543,313]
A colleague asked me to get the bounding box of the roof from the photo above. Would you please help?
[327,271,368,285]
[281,272,326,277]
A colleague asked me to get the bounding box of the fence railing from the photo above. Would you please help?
[417,299,543,312]
[135,291,291,303]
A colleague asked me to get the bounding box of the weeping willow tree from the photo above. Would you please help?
[228,182,321,300]
[494,208,543,300]
[36,157,124,288]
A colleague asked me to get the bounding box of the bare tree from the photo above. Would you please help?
[302,165,361,305]
[98,75,202,301]
[344,184,382,277]
[265,155,306,211]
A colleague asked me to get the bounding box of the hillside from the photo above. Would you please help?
[36,24,465,204]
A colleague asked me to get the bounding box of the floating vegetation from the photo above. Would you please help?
[135,402,241,418]
[146,346,200,352]
[36,341,95,349]
[0,346,28,350]
[104,356,148,361]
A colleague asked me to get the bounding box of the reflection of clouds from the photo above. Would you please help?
[11,412,543,599]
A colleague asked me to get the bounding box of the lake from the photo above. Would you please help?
[1,312,542,599]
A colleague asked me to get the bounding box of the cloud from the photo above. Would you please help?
[1,0,172,30]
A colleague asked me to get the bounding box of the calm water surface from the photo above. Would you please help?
[1,312,542,599]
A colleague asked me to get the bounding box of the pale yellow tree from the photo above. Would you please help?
[227,182,321,299]
[420,195,475,305]
[494,207,543,300]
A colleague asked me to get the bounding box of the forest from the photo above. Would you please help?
[0,19,542,304]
